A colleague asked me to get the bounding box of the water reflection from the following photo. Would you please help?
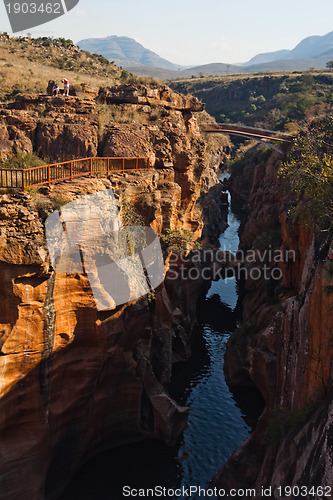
[169,191,252,492]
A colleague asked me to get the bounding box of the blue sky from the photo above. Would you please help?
[0,0,332,65]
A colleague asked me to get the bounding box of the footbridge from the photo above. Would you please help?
[200,123,296,154]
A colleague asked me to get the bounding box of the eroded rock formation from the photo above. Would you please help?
[0,94,99,160]
[0,85,229,499]
[214,146,333,497]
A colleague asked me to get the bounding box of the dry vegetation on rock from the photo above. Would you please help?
[0,34,160,100]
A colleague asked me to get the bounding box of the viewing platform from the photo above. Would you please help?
[0,157,150,190]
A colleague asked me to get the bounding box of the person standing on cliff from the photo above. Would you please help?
[62,78,70,96]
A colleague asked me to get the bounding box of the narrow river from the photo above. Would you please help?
[62,180,264,500]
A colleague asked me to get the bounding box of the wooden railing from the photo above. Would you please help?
[0,157,150,190]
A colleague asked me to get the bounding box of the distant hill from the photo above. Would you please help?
[283,30,333,60]
[245,49,333,73]
[244,30,333,66]
[126,53,333,81]
[178,62,242,76]
[77,36,184,71]
[244,50,290,66]
[125,62,243,80]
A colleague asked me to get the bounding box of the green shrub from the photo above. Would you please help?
[279,115,333,229]
[228,155,244,176]
[160,228,201,253]
[257,146,272,164]
[121,201,144,227]
[265,401,314,446]
[0,151,45,170]
[121,70,130,80]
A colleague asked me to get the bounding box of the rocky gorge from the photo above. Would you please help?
[0,84,231,499]
[214,145,333,497]
[0,75,332,500]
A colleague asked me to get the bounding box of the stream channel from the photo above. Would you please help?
[62,176,265,499]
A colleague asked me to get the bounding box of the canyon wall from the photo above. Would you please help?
[214,147,333,497]
[0,86,228,499]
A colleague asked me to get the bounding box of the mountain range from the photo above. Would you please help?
[77,36,184,71]
[245,30,333,65]
[78,31,333,79]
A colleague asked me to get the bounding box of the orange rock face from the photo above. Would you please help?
[217,145,333,495]
[0,82,228,498]
[0,184,191,499]
[0,94,99,161]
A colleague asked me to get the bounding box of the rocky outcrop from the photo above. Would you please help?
[1,94,99,160]
[0,85,226,169]
[0,186,188,500]
[214,146,333,496]
[100,113,214,238]
[98,84,204,111]
[0,84,229,499]
[0,174,225,499]
[0,121,33,158]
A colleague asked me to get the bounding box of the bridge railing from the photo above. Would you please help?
[0,156,150,190]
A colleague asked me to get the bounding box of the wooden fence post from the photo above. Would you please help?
[90,158,93,176]
[136,158,138,170]
[70,161,73,180]
[21,169,25,191]
[47,165,51,186]
[107,158,110,174]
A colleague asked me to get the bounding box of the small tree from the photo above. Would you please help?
[279,116,333,229]
[326,61,333,69]
[160,228,201,253]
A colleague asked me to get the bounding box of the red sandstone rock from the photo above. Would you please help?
[0,83,227,498]
[218,143,333,495]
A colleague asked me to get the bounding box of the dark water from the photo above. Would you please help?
[61,182,264,500]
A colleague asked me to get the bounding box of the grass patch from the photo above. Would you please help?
[0,35,122,100]
[51,194,71,210]
[121,201,144,227]
[97,103,150,138]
